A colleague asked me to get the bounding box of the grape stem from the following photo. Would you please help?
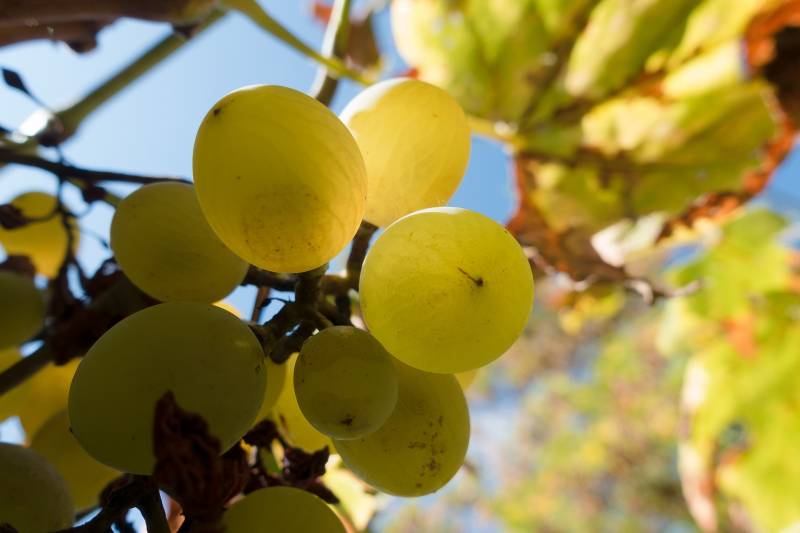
[0,149,190,186]
[54,476,167,533]
[0,348,52,398]
[310,0,354,106]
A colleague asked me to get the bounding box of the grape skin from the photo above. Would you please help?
[340,78,471,227]
[360,207,534,373]
[272,354,333,452]
[193,85,367,273]
[68,302,266,474]
[0,442,74,532]
[111,182,248,303]
[255,358,287,422]
[334,361,470,497]
[31,410,119,512]
[295,326,398,439]
[0,348,79,437]
[0,191,79,278]
[224,486,345,533]
[0,270,44,349]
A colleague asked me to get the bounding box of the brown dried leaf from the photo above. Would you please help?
[152,392,250,524]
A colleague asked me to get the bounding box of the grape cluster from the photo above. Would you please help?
[0,78,532,531]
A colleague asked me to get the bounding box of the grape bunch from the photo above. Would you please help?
[0,78,532,532]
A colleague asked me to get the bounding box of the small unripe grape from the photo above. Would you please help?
[111,182,248,303]
[69,302,266,473]
[0,442,74,532]
[273,354,333,452]
[0,192,79,277]
[334,361,469,496]
[360,207,533,373]
[193,85,367,273]
[224,486,345,533]
[31,410,119,511]
[0,270,44,349]
[295,327,398,439]
[340,78,471,227]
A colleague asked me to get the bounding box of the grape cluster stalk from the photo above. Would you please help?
[0,2,534,532]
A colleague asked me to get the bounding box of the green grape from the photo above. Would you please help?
[273,354,333,452]
[360,207,534,373]
[68,302,266,474]
[340,78,471,227]
[0,270,44,349]
[295,326,398,439]
[18,359,80,438]
[0,192,79,278]
[0,442,74,532]
[111,182,248,303]
[224,486,345,533]
[256,358,287,421]
[456,369,479,390]
[193,85,367,273]
[31,410,119,511]
[334,361,469,496]
[0,348,78,436]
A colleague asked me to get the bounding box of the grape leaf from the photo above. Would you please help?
[392,0,797,288]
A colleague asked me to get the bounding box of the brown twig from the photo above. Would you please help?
[241,267,297,292]
[55,476,150,533]
[0,149,189,185]
[137,488,171,533]
[310,0,354,106]
[345,221,377,290]
[0,0,216,28]
[0,348,53,397]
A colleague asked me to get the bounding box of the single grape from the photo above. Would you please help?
[456,369,479,389]
[256,358,287,421]
[340,78,471,227]
[334,361,470,496]
[31,410,119,511]
[272,354,333,452]
[193,85,367,273]
[0,192,79,277]
[0,348,78,436]
[0,270,44,349]
[295,326,398,439]
[224,486,345,533]
[68,302,266,473]
[360,207,534,373]
[0,442,74,532]
[18,358,80,438]
[111,182,248,303]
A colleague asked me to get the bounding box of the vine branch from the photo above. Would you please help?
[0,148,189,185]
